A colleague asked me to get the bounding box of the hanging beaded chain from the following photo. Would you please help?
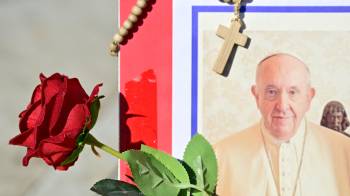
[222,0,242,22]
[109,0,148,56]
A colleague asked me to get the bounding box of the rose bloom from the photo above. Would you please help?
[9,73,101,170]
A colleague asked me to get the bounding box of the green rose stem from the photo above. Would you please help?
[85,133,125,160]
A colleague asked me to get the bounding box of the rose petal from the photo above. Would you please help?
[30,84,42,105]
[22,148,38,166]
[38,142,74,170]
[46,83,67,132]
[39,128,76,147]
[62,104,90,135]
[34,76,68,136]
[19,83,42,119]
[39,104,89,149]
[35,105,90,170]
[66,78,89,103]
[39,73,47,82]
[9,128,36,148]
[46,78,88,136]
[55,164,74,171]
[41,73,66,105]
[88,83,103,103]
[19,101,43,132]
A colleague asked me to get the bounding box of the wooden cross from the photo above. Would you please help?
[213,20,248,75]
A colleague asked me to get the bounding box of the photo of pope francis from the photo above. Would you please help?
[214,53,350,196]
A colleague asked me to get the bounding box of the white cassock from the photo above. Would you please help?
[214,120,350,196]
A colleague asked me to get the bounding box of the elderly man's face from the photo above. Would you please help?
[251,54,315,140]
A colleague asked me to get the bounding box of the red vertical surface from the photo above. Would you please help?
[119,0,172,181]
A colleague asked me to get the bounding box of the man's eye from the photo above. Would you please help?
[289,89,299,96]
[267,89,277,95]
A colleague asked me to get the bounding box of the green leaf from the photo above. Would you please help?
[183,134,218,195]
[90,179,143,196]
[89,95,104,130]
[123,150,182,196]
[179,160,196,185]
[140,145,190,184]
[178,189,190,196]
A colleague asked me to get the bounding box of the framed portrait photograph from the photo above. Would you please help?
[187,2,350,195]
[194,5,350,143]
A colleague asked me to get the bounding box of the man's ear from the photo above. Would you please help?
[309,87,316,99]
[306,87,316,112]
[251,85,259,103]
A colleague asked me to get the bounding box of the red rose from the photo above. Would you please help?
[9,73,102,170]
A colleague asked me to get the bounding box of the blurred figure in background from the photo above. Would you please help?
[321,100,350,137]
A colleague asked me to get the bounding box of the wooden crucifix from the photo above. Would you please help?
[213,20,248,75]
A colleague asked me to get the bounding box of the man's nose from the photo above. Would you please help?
[275,92,289,111]
[334,117,341,124]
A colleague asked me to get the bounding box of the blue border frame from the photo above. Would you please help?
[191,6,350,136]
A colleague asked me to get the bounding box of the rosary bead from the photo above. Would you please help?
[136,0,147,8]
[123,20,133,30]
[119,27,128,36]
[113,33,124,43]
[110,50,118,56]
[128,14,138,23]
[131,6,142,16]
[109,43,117,51]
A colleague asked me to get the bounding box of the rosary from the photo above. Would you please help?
[213,0,249,75]
[109,0,249,76]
